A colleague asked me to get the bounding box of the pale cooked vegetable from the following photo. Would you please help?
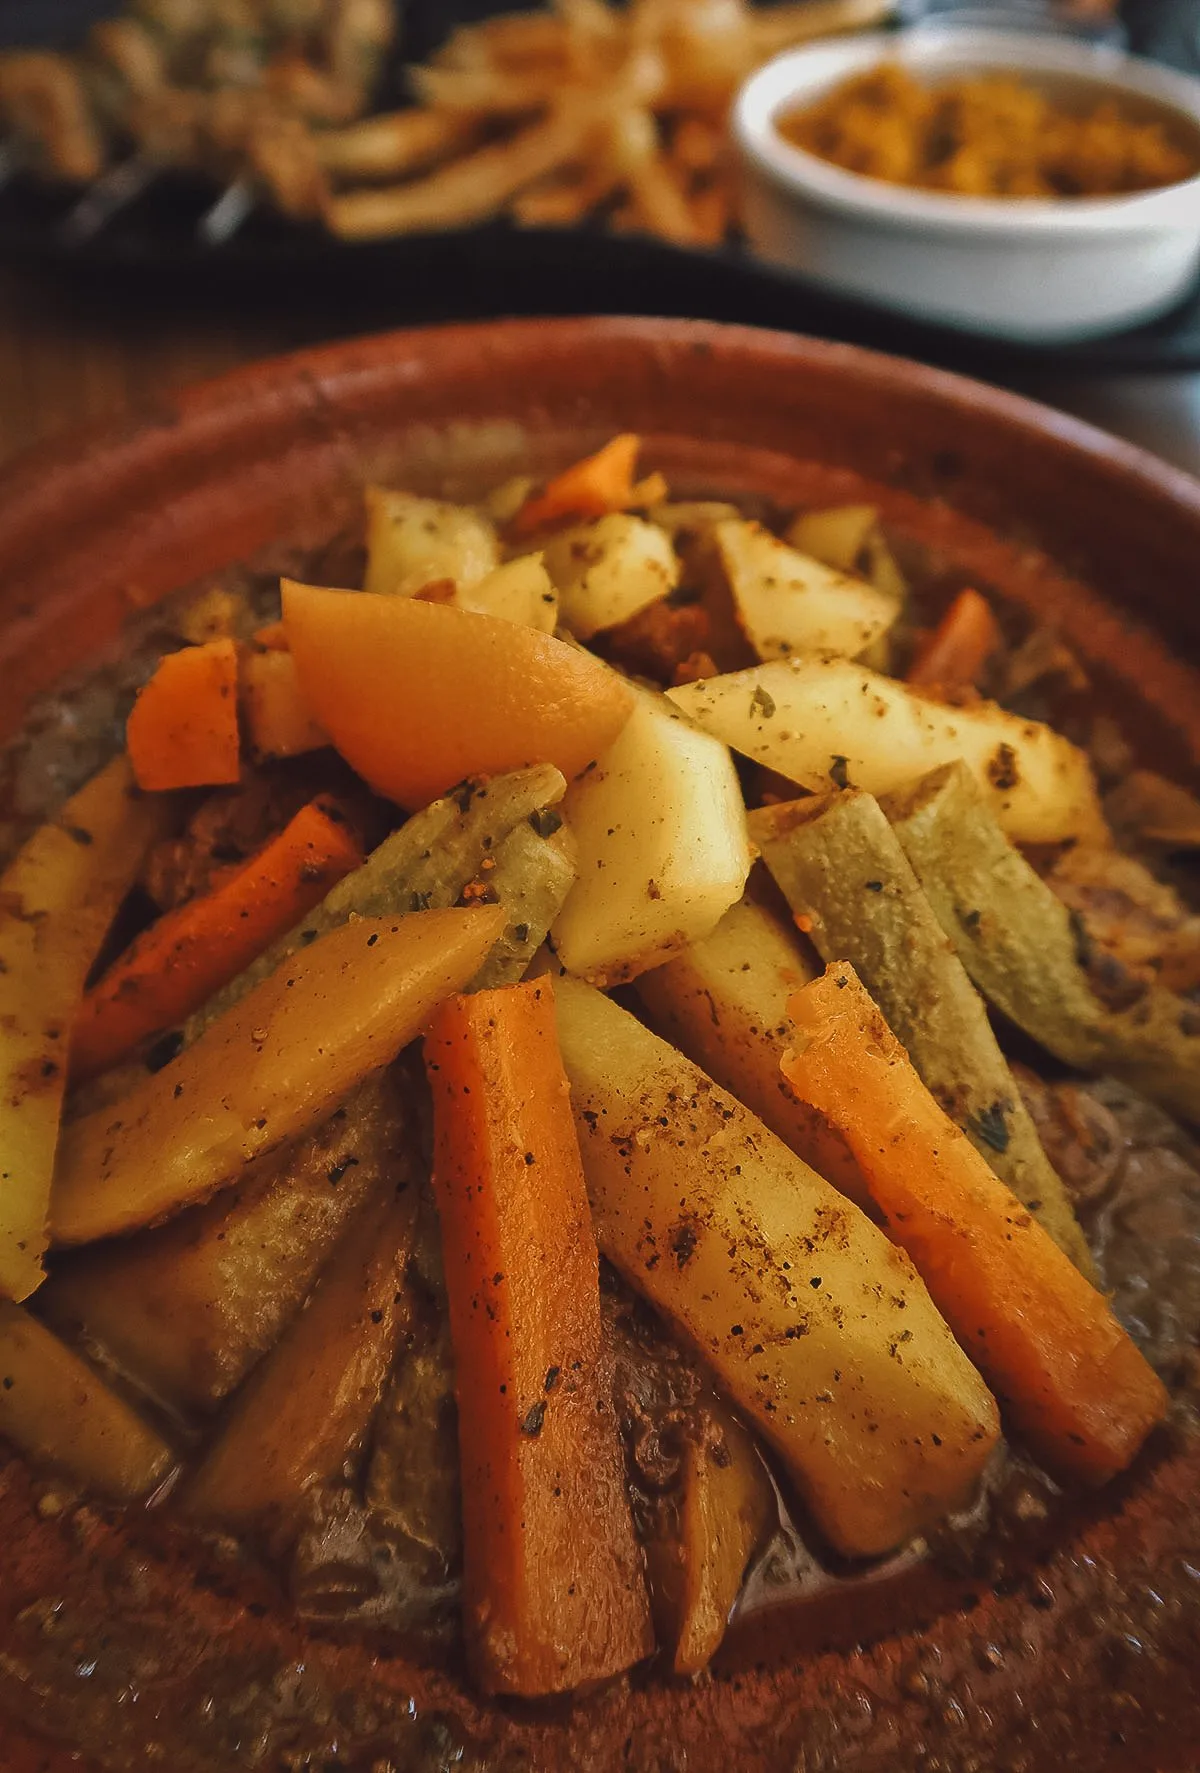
[184,1183,416,1529]
[648,500,742,540]
[240,649,330,758]
[542,513,679,640]
[553,976,1000,1559]
[633,893,866,1207]
[363,486,499,596]
[674,1403,774,1677]
[182,765,566,1048]
[52,906,506,1247]
[785,504,877,572]
[0,757,171,1301]
[784,965,1168,1484]
[41,1073,409,1415]
[470,819,578,990]
[553,688,750,985]
[668,656,1106,845]
[0,1301,173,1500]
[715,519,897,662]
[884,762,1200,1126]
[750,791,1093,1275]
[455,553,558,632]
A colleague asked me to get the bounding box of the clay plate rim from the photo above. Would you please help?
[0,318,1196,1773]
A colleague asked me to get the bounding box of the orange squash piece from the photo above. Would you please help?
[282,580,634,810]
[512,433,641,535]
[908,588,1002,692]
[127,639,240,791]
[424,978,653,1695]
[783,963,1168,1485]
[241,648,329,759]
[71,798,363,1082]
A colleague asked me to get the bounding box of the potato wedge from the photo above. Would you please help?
[553,977,1000,1559]
[750,791,1094,1275]
[716,519,897,662]
[542,513,679,640]
[0,1301,173,1500]
[41,1072,411,1415]
[785,504,878,573]
[363,487,498,596]
[0,757,171,1300]
[181,765,565,1048]
[52,906,506,1247]
[674,1403,774,1677]
[668,657,1106,845]
[456,553,558,632]
[553,688,750,985]
[184,1183,416,1529]
[885,762,1200,1126]
[648,500,743,540]
[633,894,866,1207]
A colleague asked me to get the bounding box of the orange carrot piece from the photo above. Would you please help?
[424,977,652,1695]
[240,649,329,759]
[253,621,289,651]
[70,798,363,1082]
[512,433,640,534]
[126,639,240,791]
[782,964,1168,1485]
[908,588,1002,691]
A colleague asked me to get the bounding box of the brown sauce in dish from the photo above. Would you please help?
[0,495,1198,1773]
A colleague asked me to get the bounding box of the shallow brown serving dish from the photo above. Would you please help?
[0,318,1198,1773]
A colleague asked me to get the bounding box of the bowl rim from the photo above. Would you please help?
[1,316,1199,1771]
[733,25,1200,235]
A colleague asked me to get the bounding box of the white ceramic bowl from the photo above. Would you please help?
[732,27,1200,342]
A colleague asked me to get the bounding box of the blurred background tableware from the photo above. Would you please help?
[3,0,1200,476]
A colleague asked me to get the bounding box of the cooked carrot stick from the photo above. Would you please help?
[512,433,641,535]
[70,798,363,1081]
[240,648,329,758]
[126,639,241,791]
[252,621,289,651]
[782,964,1167,1485]
[424,977,652,1695]
[908,588,1002,691]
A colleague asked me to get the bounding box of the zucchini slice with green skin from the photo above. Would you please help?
[883,762,1200,1129]
[749,789,1095,1278]
[182,762,566,1047]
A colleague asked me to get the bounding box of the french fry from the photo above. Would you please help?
[602,106,703,244]
[412,63,568,116]
[314,107,484,182]
[327,106,610,239]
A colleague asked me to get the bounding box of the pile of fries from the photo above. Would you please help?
[319,0,891,243]
[0,0,890,246]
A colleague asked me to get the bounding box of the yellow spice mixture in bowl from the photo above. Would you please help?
[777,62,1200,198]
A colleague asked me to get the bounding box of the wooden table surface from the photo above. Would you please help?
[0,266,330,467]
[5,262,1200,477]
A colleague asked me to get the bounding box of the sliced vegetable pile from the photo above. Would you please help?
[2,435,1196,1699]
